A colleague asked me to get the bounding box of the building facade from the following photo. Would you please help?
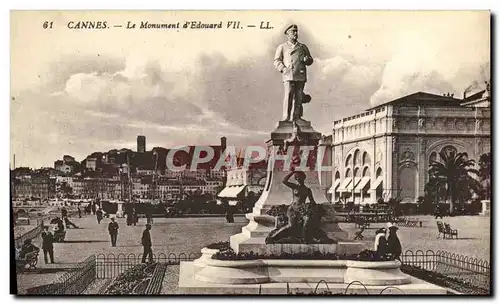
[137,135,146,153]
[328,90,490,204]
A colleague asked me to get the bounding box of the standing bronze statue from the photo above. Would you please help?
[274,24,314,122]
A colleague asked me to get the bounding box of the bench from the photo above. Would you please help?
[16,250,39,273]
[444,223,458,239]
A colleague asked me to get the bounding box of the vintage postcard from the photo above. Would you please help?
[10,10,491,295]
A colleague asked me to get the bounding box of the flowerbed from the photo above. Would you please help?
[208,242,396,262]
[104,263,157,295]
[400,265,489,295]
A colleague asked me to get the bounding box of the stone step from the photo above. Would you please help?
[242,225,273,238]
[178,262,447,295]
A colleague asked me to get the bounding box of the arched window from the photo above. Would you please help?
[440,145,457,159]
[362,166,370,177]
[335,171,341,180]
[429,152,437,163]
[376,167,383,178]
[345,168,352,178]
[354,167,361,177]
[362,152,371,166]
[353,149,361,166]
[345,154,352,168]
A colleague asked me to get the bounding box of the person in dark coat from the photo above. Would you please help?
[77,207,82,218]
[91,204,96,215]
[141,224,153,263]
[374,228,387,259]
[386,223,402,260]
[96,208,103,224]
[41,225,55,263]
[61,207,68,218]
[133,208,138,226]
[20,239,39,259]
[108,217,119,247]
[434,204,443,219]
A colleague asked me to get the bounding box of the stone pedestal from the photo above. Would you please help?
[230,119,351,255]
[178,260,446,294]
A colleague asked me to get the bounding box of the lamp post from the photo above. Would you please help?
[351,161,355,204]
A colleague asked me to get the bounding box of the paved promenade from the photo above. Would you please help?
[15,213,490,294]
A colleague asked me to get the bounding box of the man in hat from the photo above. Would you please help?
[274,24,314,122]
[141,224,153,263]
[386,223,402,260]
[41,225,55,263]
[108,217,119,247]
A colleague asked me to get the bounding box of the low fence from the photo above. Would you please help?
[26,255,96,295]
[95,252,200,279]
[401,249,490,292]
[23,249,489,295]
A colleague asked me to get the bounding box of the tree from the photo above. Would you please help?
[478,152,491,200]
[428,150,479,214]
[56,181,73,199]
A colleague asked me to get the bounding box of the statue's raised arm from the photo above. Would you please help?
[282,171,297,189]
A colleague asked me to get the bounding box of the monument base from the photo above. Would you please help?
[178,261,447,295]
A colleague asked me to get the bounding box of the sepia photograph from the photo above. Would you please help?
[10,10,491,295]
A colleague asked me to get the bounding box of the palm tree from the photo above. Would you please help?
[428,150,479,214]
[478,152,491,200]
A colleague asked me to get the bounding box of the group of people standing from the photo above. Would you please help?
[374,222,402,260]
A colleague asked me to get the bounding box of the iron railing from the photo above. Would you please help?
[26,254,96,295]
[401,249,490,291]
[95,252,200,279]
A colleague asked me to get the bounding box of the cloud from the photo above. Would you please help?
[10,32,489,168]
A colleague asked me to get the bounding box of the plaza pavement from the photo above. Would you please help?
[16,213,490,294]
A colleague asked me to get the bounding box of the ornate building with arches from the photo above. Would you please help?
[327,88,490,204]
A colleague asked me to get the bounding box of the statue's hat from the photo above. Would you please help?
[284,24,298,34]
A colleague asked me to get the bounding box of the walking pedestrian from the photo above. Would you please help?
[108,217,119,247]
[141,224,153,263]
[132,208,138,226]
[77,207,82,218]
[96,208,103,224]
[41,225,55,263]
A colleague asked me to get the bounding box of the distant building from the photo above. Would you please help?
[137,135,146,153]
[327,87,491,204]
[63,155,75,163]
[86,157,98,171]
[217,163,267,204]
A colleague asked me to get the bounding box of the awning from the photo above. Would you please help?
[218,185,246,198]
[346,178,361,192]
[354,176,371,193]
[328,179,341,193]
[338,178,352,192]
[217,187,232,198]
[372,176,383,189]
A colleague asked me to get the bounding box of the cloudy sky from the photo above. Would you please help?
[10,10,490,168]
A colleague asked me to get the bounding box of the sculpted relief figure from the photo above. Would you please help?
[274,24,314,122]
[266,170,335,244]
